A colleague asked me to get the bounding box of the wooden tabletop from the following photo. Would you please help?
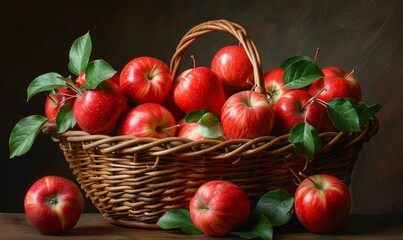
[1,213,402,239]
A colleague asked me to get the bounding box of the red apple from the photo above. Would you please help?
[189,180,251,237]
[24,175,84,235]
[309,67,362,103]
[221,90,275,139]
[321,67,362,101]
[120,56,173,104]
[273,90,324,135]
[177,118,226,141]
[118,103,177,138]
[73,80,127,134]
[44,88,76,123]
[211,45,253,91]
[263,68,292,105]
[173,67,226,117]
[294,174,351,234]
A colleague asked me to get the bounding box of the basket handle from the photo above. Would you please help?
[169,19,266,95]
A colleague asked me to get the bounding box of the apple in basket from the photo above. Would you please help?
[211,45,254,91]
[118,103,177,138]
[172,66,226,118]
[273,89,325,135]
[24,175,84,235]
[294,173,351,234]
[308,66,362,132]
[44,88,76,123]
[189,180,251,237]
[119,56,173,104]
[221,90,275,139]
[263,67,292,105]
[73,79,127,134]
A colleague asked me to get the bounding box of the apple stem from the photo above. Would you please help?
[161,124,180,132]
[288,167,302,184]
[299,171,321,189]
[313,47,320,62]
[65,81,83,95]
[46,92,58,104]
[345,69,355,79]
[149,64,158,79]
[190,55,196,69]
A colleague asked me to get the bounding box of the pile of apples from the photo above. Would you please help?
[44,40,362,142]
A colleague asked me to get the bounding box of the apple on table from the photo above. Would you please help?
[24,175,84,235]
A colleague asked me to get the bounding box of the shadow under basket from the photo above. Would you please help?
[42,116,378,229]
[42,20,380,229]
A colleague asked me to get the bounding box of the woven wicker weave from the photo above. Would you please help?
[42,19,379,229]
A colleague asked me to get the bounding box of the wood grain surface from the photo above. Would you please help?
[0,0,402,214]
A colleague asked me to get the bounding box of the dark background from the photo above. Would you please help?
[1,0,402,214]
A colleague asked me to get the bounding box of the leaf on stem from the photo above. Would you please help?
[27,72,66,101]
[289,122,321,159]
[56,103,76,133]
[327,98,361,132]
[9,115,49,158]
[283,59,324,89]
[68,31,92,76]
[157,209,202,235]
[82,59,116,89]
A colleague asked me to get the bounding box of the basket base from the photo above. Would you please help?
[103,214,160,229]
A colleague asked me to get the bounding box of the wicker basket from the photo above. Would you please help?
[42,19,379,229]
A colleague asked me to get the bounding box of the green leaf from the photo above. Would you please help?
[348,99,381,127]
[279,55,312,69]
[289,122,321,159]
[157,209,202,235]
[184,110,210,123]
[253,189,294,227]
[56,103,76,133]
[197,112,224,139]
[82,59,116,89]
[27,72,66,101]
[327,98,361,132]
[232,214,273,240]
[9,115,48,158]
[68,31,92,76]
[283,59,324,89]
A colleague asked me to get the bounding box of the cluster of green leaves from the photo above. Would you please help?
[157,189,294,240]
[281,56,381,159]
[9,32,116,158]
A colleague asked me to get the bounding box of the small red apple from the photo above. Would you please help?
[294,174,351,234]
[44,88,76,123]
[118,103,177,138]
[24,175,84,235]
[273,90,324,135]
[211,45,253,91]
[177,118,226,141]
[263,68,291,105]
[75,71,120,87]
[73,80,127,134]
[189,180,251,237]
[120,56,173,104]
[173,67,226,117]
[221,90,275,139]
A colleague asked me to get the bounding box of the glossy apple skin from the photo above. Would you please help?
[211,45,253,91]
[321,67,362,101]
[120,56,173,104]
[24,176,84,235]
[44,88,76,123]
[73,80,127,134]
[189,180,251,237]
[118,103,176,138]
[273,90,324,135]
[173,67,226,117]
[263,68,292,105]
[221,90,275,139]
[294,174,351,234]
